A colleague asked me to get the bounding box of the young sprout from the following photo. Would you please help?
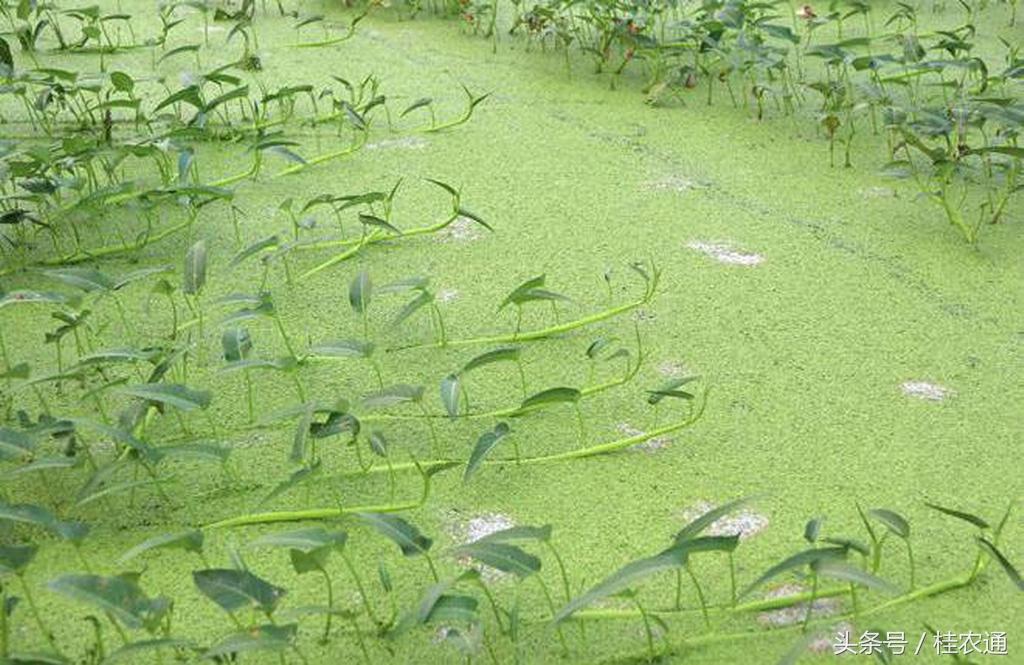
[498,275,570,339]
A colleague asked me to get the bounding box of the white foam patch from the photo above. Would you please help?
[656,360,690,378]
[808,622,855,654]
[444,512,516,581]
[437,288,459,304]
[463,514,515,543]
[861,186,897,199]
[687,241,764,266]
[366,136,429,151]
[646,175,709,192]
[756,584,842,628]
[680,500,769,540]
[631,309,657,323]
[901,381,953,402]
[437,216,485,243]
[617,423,673,453]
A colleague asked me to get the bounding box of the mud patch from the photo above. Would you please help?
[679,500,769,540]
[687,241,764,266]
[617,423,673,453]
[756,584,842,628]
[900,380,953,402]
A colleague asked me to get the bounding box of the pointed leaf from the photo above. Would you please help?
[119,383,211,411]
[119,530,204,564]
[308,339,373,359]
[811,559,900,594]
[740,547,848,598]
[349,271,372,313]
[464,422,510,482]
[182,240,207,295]
[203,623,296,658]
[440,374,460,418]
[454,541,540,578]
[359,512,432,557]
[222,328,252,362]
[193,569,286,614]
[925,502,990,530]
[869,508,910,539]
[977,538,1023,591]
[461,347,520,374]
[554,548,688,622]
[674,496,757,543]
[48,574,167,630]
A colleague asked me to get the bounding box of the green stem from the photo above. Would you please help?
[341,551,380,626]
[801,571,817,632]
[906,539,916,590]
[340,407,703,478]
[393,295,651,351]
[320,569,334,642]
[633,595,656,663]
[686,564,710,627]
[19,575,62,655]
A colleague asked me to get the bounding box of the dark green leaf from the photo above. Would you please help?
[977,538,1023,591]
[811,559,900,594]
[203,623,296,658]
[120,383,211,411]
[440,374,460,418]
[464,422,511,482]
[401,97,432,117]
[48,574,168,631]
[119,530,204,564]
[0,427,34,462]
[250,528,347,553]
[805,517,825,543]
[359,512,432,557]
[454,541,540,578]
[925,502,990,530]
[554,548,688,622]
[740,547,848,598]
[0,544,37,575]
[308,339,373,358]
[349,271,372,313]
[41,268,113,292]
[361,384,424,409]
[193,569,286,614]
[222,328,252,362]
[519,387,580,411]
[461,347,520,374]
[869,508,910,539]
[474,524,552,544]
[182,240,207,295]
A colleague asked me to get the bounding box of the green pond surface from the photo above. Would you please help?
[0,0,1021,662]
